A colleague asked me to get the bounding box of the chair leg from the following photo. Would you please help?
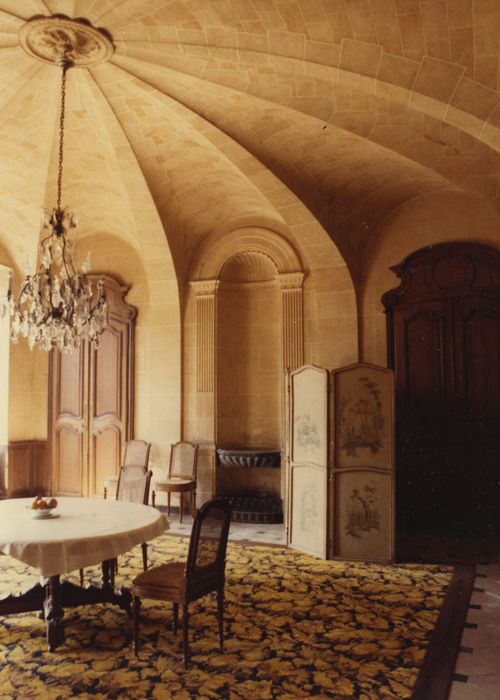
[79,569,84,587]
[182,605,189,668]
[103,486,107,500]
[152,490,156,508]
[180,492,184,524]
[172,602,179,634]
[133,595,141,655]
[141,542,148,571]
[192,489,196,516]
[217,588,224,651]
[167,493,171,516]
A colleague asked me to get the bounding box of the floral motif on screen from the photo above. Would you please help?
[339,376,385,456]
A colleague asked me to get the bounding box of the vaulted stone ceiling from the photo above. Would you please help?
[1,0,499,285]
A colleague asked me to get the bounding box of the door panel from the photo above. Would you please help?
[50,345,87,496]
[403,310,448,407]
[94,328,121,418]
[92,425,122,499]
[392,304,451,532]
[59,349,85,416]
[455,303,500,534]
[54,424,84,496]
[89,311,132,498]
[460,307,500,416]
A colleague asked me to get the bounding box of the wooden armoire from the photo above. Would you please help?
[383,242,500,537]
[49,276,136,498]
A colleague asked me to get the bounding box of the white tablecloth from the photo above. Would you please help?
[0,497,168,577]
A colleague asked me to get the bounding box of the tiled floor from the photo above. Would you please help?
[166,512,286,545]
[166,511,500,699]
[449,561,500,700]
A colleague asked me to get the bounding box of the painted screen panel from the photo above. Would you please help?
[333,470,393,561]
[333,364,393,470]
[291,366,328,467]
[290,464,326,558]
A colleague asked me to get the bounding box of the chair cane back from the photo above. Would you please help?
[103,439,151,499]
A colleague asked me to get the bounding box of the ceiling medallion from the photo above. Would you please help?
[19,14,114,67]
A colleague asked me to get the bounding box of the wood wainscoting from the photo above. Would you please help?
[2,440,48,497]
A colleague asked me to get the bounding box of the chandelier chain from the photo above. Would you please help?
[56,64,68,212]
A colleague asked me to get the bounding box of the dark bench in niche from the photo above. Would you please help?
[216,448,283,524]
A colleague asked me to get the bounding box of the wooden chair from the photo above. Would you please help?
[114,464,153,578]
[80,464,152,587]
[151,441,199,523]
[103,439,151,499]
[132,497,232,667]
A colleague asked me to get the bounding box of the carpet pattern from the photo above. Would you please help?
[0,536,451,699]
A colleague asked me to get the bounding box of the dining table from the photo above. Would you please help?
[0,496,168,651]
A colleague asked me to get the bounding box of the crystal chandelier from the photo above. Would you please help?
[5,55,108,353]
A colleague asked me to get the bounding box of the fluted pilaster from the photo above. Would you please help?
[190,280,218,442]
[279,272,304,371]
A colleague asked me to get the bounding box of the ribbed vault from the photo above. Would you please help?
[0,0,499,284]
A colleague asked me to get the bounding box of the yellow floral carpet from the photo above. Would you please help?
[0,535,451,699]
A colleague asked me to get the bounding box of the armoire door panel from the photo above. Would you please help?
[91,425,122,499]
[57,346,85,418]
[54,425,84,496]
[93,327,122,418]
[459,306,500,419]
[50,344,89,496]
[399,308,448,408]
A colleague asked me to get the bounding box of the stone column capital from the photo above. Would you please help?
[190,279,219,297]
[278,272,305,291]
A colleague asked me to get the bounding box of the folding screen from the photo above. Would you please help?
[284,363,394,562]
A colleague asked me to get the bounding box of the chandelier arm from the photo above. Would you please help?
[59,235,77,284]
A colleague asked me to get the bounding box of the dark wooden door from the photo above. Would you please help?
[383,243,500,537]
[49,276,136,498]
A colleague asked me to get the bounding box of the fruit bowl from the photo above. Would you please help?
[28,507,57,519]
[27,496,58,518]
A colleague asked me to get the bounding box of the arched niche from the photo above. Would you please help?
[187,227,305,506]
[217,251,281,449]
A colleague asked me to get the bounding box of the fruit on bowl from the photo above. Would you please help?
[28,496,58,518]
[31,496,58,510]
